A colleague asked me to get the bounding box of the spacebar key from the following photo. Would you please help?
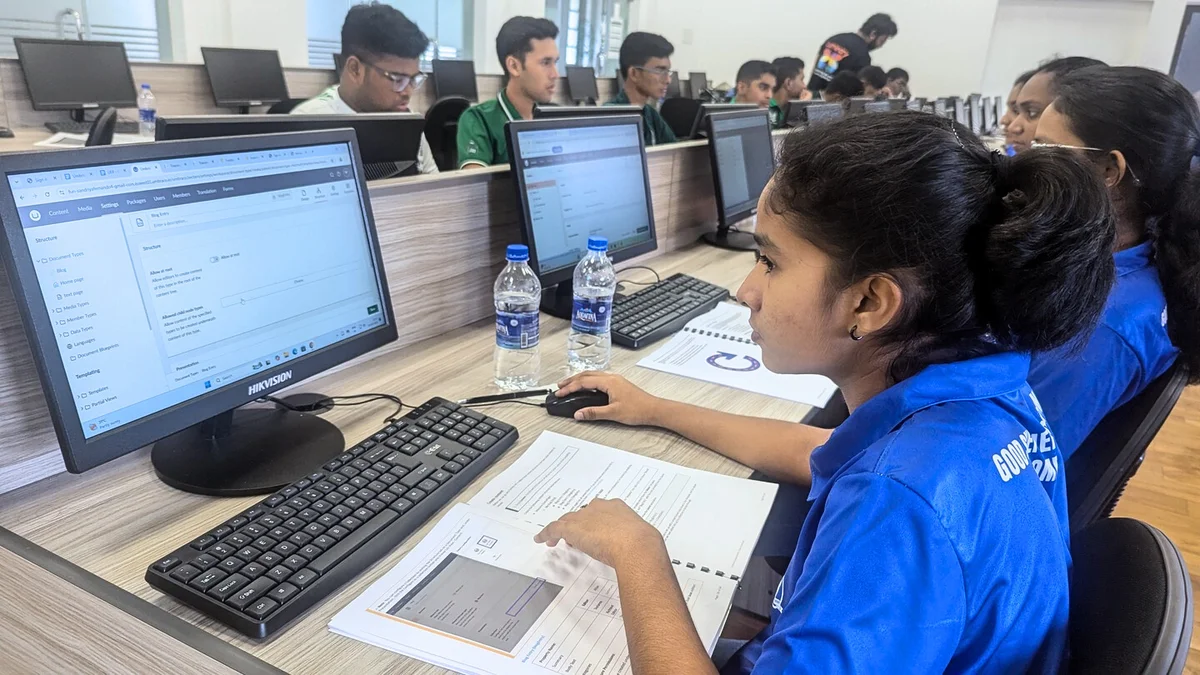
[307,510,398,574]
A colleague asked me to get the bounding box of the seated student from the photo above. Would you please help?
[820,70,864,103]
[607,32,677,146]
[767,57,812,128]
[1001,69,1035,154]
[456,16,559,168]
[293,2,438,174]
[1008,56,1105,154]
[886,66,909,98]
[731,60,776,108]
[1026,65,1198,458]
[859,65,889,98]
[540,111,1116,673]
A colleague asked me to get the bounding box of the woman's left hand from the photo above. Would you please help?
[534,499,665,568]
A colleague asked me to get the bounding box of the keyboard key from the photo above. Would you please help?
[297,508,318,522]
[288,532,312,547]
[377,472,399,486]
[336,484,356,497]
[218,557,245,573]
[400,443,419,456]
[225,533,250,548]
[245,597,279,620]
[244,507,266,520]
[189,569,227,591]
[307,511,398,575]
[443,461,463,473]
[170,564,201,583]
[327,474,347,485]
[267,582,299,604]
[268,527,291,541]
[430,470,451,484]
[258,514,282,528]
[453,454,473,466]
[279,488,298,499]
[355,488,375,502]
[209,542,235,558]
[288,568,319,589]
[242,523,267,538]
[367,480,388,493]
[285,497,309,511]
[351,458,371,470]
[266,565,292,582]
[400,465,433,488]
[252,537,277,552]
[192,553,219,570]
[473,436,498,451]
[257,551,282,567]
[404,488,427,504]
[389,498,414,515]
[235,546,262,562]
[190,535,216,551]
[240,562,268,579]
[418,479,440,493]
[349,477,369,489]
[325,525,350,540]
[363,446,390,463]
[273,505,296,519]
[375,491,397,505]
[301,489,323,501]
[310,500,332,513]
[210,526,234,539]
[314,481,336,493]
[343,497,365,510]
[208,573,249,601]
[300,544,322,559]
[313,535,336,549]
[365,499,386,513]
[273,541,298,556]
[461,448,482,460]
[152,556,181,573]
[263,495,285,508]
[283,555,309,571]
[330,505,352,519]
[227,516,250,529]
[361,468,381,481]
[340,516,362,530]
[444,430,462,441]
[283,518,306,531]
[227,578,273,609]
[303,522,325,537]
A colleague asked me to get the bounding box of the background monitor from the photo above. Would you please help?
[954,97,969,127]
[689,72,708,99]
[886,98,907,111]
[14,38,137,115]
[847,97,875,115]
[790,101,844,127]
[432,59,478,101]
[566,66,600,103]
[968,94,984,135]
[156,114,426,180]
[704,109,774,251]
[666,71,681,98]
[982,96,997,134]
[201,47,290,111]
[864,101,892,114]
[688,103,758,139]
[505,115,656,315]
[0,129,396,494]
[533,104,641,120]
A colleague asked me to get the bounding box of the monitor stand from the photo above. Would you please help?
[541,282,576,320]
[151,400,344,497]
[701,225,758,251]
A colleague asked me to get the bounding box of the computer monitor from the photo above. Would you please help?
[906,99,923,111]
[847,97,876,115]
[782,100,819,127]
[886,98,907,111]
[703,109,774,251]
[566,66,600,104]
[201,47,290,113]
[688,103,758,139]
[982,96,997,135]
[953,98,969,127]
[968,94,984,135]
[666,71,682,98]
[432,59,478,101]
[13,38,137,121]
[533,104,642,120]
[505,115,656,317]
[0,129,396,495]
[792,101,844,127]
[155,114,426,181]
[934,98,951,118]
[863,101,892,114]
[689,72,708,99]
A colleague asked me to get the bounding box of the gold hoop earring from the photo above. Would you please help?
[850,325,864,341]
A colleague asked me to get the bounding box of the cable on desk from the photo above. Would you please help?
[461,399,547,410]
[257,393,410,423]
[616,265,661,287]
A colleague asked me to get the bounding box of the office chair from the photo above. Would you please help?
[424,96,472,171]
[661,98,702,140]
[1066,362,1187,533]
[85,107,117,146]
[1068,518,1192,674]
[266,98,307,114]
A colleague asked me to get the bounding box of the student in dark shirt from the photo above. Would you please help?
[859,65,888,98]
[732,60,776,108]
[809,13,898,93]
[607,31,677,146]
[821,71,864,103]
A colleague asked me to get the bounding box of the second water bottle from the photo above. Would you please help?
[567,236,616,372]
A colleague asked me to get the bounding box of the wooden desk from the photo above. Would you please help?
[0,244,808,673]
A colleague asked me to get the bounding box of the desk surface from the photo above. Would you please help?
[0,245,803,674]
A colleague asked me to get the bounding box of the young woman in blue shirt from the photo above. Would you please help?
[535,112,1116,673]
[1025,65,1199,457]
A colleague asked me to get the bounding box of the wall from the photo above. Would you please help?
[472,0,546,74]
[164,0,309,66]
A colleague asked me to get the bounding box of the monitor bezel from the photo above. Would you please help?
[0,129,397,473]
[14,37,138,111]
[688,72,708,99]
[688,103,758,139]
[565,66,600,102]
[431,59,479,101]
[705,108,774,231]
[505,115,658,289]
[532,104,642,120]
[201,46,290,108]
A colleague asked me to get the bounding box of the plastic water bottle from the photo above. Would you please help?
[567,236,617,372]
[138,84,157,137]
[493,244,542,390]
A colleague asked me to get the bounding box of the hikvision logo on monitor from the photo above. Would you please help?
[248,371,292,396]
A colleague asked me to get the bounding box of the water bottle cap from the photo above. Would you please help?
[506,244,529,262]
[587,236,608,252]
[141,83,151,89]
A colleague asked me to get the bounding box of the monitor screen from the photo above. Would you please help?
[14,38,137,110]
[202,47,289,107]
[708,110,774,227]
[508,118,656,284]
[432,59,478,101]
[566,66,599,102]
[689,72,707,98]
[5,140,387,442]
[666,71,681,98]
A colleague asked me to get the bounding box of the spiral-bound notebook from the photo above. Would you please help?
[331,431,776,674]
[639,302,838,407]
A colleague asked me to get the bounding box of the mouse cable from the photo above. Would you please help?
[257,393,410,424]
[616,265,661,286]
[461,399,547,410]
[457,388,554,406]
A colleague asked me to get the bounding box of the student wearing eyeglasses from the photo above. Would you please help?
[457,16,560,169]
[732,60,776,108]
[291,2,439,175]
[606,32,677,146]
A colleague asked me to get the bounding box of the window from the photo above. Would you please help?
[307,0,473,69]
[545,0,628,76]
[0,0,161,62]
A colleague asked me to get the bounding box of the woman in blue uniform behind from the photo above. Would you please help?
[1026,65,1200,457]
[533,112,1117,673]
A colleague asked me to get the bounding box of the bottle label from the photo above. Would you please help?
[496,311,539,349]
[139,107,156,123]
[571,296,612,335]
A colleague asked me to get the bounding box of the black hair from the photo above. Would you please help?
[1013,68,1036,89]
[736,60,774,85]
[772,57,806,90]
[768,112,1116,382]
[860,65,888,89]
[824,71,865,99]
[861,13,898,38]
[1032,56,1106,97]
[341,1,430,61]
[886,67,909,82]
[619,32,673,79]
[1053,65,1200,381]
[495,16,558,82]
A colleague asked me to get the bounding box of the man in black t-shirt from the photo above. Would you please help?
[809,13,898,93]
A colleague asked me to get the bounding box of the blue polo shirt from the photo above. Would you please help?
[1027,242,1177,459]
[726,352,1070,674]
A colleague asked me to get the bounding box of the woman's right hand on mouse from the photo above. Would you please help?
[556,372,663,426]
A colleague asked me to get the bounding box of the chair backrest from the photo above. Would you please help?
[1067,362,1188,533]
[266,98,307,114]
[1068,518,1192,674]
[660,98,702,139]
[85,107,117,146]
[424,96,472,171]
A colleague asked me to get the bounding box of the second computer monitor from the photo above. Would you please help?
[689,72,708,98]
[14,38,137,114]
[666,71,682,98]
[432,59,479,101]
[704,109,774,251]
[201,47,290,110]
[566,66,600,103]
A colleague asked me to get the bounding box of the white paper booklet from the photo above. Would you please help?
[329,431,778,674]
[34,132,153,148]
[638,303,837,407]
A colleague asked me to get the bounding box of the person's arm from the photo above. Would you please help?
[416,135,440,174]
[654,111,677,144]
[557,372,831,484]
[455,109,493,169]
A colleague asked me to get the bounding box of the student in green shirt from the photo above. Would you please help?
[606,32,677,146]
[457,16,560,169]
[768,57,812,128]
[732,60,776,109]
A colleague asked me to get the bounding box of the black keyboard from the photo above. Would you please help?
[613,273,730,349]
[145,397,518,639]
[45,120,141,135]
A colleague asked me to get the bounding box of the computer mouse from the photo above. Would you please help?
[0,127,14,139]
[545,389,609,418]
